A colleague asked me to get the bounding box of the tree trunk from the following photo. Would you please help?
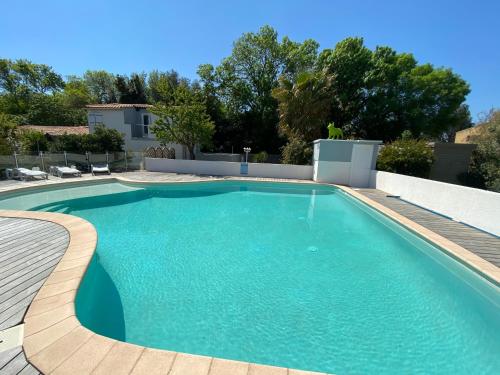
[188,146,196,160]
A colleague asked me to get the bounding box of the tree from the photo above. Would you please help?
[148,69,187,104]
[317,38,471,141]
[115,73,148,104]
[151,86,215,159]
[272,71,332,142]
[205,25,319,152]
[83,70,117,103]
[0,113,18,154]
[0,59,65,115]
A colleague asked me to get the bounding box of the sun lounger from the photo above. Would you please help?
[15,168,48,181]
[91,164,111,175]
[54,166,82,178]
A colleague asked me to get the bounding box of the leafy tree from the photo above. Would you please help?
[197,64,232,151]
[0,113,18,154]
[151,86,215,159]
[0,59,65,115]
[83,70,117,103]
[62,77,92,108]
[205,25,319,152]
[25,93,86,125]
[317,38,471,141]
[377,137,434,178]
[272,71,332,142]
[148,69,187,104]
[115,73,148,104]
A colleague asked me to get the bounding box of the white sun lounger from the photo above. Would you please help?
[55,166,82,178]
[15,168,48,181]
[91,164,111,175]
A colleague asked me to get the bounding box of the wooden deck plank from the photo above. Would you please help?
[357,189,500,267]
[0,217,68,374]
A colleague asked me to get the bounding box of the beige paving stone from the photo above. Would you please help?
[55,256,91,271]
[44,265,87,285]
[24,302,74,336]
[26,290,76,317]
[92,341,144,375]
[28,326,93,373]
[23,316,79,357]
[52,333,114,374]
[210,358,249,375]
[33,278,80,299]
[130,348,176,375]
[169,353,212,375]
[248,363,288,375]
[289,369,330,375]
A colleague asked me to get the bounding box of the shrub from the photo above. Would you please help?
[281,136,312,165]
[49,125,124,153]
[19,129,49,153]
[0,113,18,154]
[252,151,268,163]
[466,110,500,192]
[377,139,434,178]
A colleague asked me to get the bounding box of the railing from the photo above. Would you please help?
[0,151,146,179]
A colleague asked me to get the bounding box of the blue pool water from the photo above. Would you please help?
[0,181,499,374]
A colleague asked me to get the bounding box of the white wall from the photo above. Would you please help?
[145,158,313,180]
[313,139,381,187]
[370,170,500,236]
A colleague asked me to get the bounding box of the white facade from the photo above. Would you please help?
[86,105,183,155]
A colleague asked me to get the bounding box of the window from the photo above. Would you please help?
[89,114,103,127]
[143,114,150,135]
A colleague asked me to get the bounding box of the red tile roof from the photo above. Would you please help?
[20,125,89,136]
[85,103,152,109]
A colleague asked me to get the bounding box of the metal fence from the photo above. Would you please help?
[0,151,145,179]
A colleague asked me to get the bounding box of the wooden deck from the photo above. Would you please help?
[0,217,69,375]
[357,189,500,267]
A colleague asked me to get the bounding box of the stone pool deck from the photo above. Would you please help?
[0,171,498,374]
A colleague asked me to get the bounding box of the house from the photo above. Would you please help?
[85,103,183,155]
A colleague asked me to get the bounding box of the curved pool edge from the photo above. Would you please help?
[0,176,499,374]
[0,209,327,375]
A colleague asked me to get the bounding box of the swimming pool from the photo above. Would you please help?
[1,181,499,374]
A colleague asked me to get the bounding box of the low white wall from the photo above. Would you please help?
[370,170,500,236]
[145,158,313,180]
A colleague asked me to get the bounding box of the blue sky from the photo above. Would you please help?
[1,0,498,121]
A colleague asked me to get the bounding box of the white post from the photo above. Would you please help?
[64,151,68,166]
[13,152,18,168]
[39,151,45,171]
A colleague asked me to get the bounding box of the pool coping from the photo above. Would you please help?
[1,176,499,374]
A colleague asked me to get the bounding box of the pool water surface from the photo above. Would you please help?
[1,181,499,374]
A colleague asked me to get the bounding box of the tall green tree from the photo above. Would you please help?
[83,70,117,103]
[317,38,471,141]
[115,73,148,103]
[204,25,319,152]
[0,59,65,115]
[147,69,188,104]
[151,85,215,159]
